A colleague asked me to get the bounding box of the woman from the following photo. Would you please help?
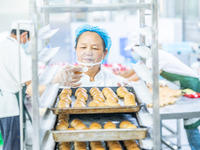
[74,24,127,87]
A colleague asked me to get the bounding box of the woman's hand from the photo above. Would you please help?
[52,65,83,87]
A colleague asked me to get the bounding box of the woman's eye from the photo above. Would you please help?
[93,48,98,50]
[81,47,86,49]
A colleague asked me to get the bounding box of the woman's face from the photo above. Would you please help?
[76,31,107,64]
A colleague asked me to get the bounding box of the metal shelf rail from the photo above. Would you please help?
[39,3,151,13]
[29,0,159,149]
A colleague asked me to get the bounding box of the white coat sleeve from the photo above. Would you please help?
[12,46,31,84]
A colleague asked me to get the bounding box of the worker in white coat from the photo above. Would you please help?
[0,20,32,150]
[117,48,200,150]
[146,50,200,150]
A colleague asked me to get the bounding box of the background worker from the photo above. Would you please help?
[0,20,32,150]
[146,50,200,150]
[117,49,200,150]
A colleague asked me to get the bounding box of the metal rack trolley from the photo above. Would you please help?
[28,0,159,149]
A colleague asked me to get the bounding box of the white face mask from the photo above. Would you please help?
[21,41,29,50]
[76,59,103,66]
[76,52,104,68]
[21,35,30,53]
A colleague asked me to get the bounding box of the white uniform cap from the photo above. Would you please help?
[11,20,32,31]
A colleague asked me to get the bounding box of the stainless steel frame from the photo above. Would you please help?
[39,3,151,13]
[30,0,40,149]
[17,23,24,150]
[139,0,146,46]
[182,0,186,41]
[151,0,160,150]
[30,0,159,149]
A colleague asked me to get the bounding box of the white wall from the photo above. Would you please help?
[0,0,29,32]
[159,18,183,43]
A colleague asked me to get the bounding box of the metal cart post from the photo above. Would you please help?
[30,0,40,149]
[17,23,24,150]
[151,0,160,149]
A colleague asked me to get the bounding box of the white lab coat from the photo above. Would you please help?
[0,37,31,118]
[146,50,199,78]
[80,67,127,87]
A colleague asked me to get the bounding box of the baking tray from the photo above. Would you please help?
[51,113,148,142]
[50,87,144,114]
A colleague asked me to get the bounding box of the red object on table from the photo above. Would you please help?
[183,93,200,98]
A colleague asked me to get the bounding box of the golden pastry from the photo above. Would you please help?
[58,142,71,150]
[59,93,70,100]
[102,87,112,94]
[90,141,105,150]
[124,93,136,106]
[67,127,75,130]
[93,94,105,101]
[119,121,132,129]
[73,101,86,108]
[56,121,69,131]
[61,88,72,96]
[119,121,137,129]
[91,90,102,97]
[70,119,82,128]
[117,87,128,98]
[92,97,103,103]
[90,87,100,94]
[107,141,122,150]
[57,119,69,127]
[77,92,88,101]
[105,100,120,107]
[103,88,115,98]
[60,95,72,104]
[102,88,118,101]
[74,142,87,150]
[75,88,87,96]
[105,97,118,103]
[124,140,140,150]
[97,102,107,107]
[74,123,87,130]
[75,98,86,105]
[57,101,70,108]
[70,119,87,130]
[93,92,104,98]
[93,96,105,102]
[126,124,137,129]
[124,101,136,106]
[124,93,135,100]
[104,121,116,129]
[88,100,100,107]
[89,122,102,129]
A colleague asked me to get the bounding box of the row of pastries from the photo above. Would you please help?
[57,87,136,108]
[56,116,139,150]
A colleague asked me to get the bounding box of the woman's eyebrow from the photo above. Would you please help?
[79,43,86,46]
[92,44,99,47]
